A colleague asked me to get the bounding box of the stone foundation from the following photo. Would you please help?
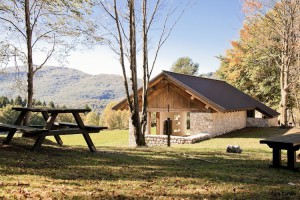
[190,111,247,137]
[268,117,278,127]
[128,111,276,147]
[246,118,268,127]
[246,117,278,127]
[145,133,210,147]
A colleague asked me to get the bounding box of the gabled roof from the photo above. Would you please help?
[114,71,280,118]
[163,71,279,117]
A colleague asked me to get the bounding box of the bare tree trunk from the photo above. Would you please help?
[279,15,293,127]
[141,0,149,142]
[24,0,33,125]
[129,0,145,146]
[279,63,288,127]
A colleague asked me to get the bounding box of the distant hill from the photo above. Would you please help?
[0,66,128,113]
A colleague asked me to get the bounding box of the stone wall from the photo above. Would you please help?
[190,111,247,137]
[128,111,276,147]
[129,120,210,147]
[268,117,278,127]
[246,117,278,127]
[246,118,268,127]
[145,133,210,147]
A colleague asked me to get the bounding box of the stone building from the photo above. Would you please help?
[113,71,279,146]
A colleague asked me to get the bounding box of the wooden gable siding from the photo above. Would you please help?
[147,84,212,112]
[115,75,216,112]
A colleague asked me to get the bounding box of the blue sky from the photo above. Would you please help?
[62,0,244,77]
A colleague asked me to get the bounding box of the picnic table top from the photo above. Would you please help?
[260,133,300,147]
[12,107,91,113]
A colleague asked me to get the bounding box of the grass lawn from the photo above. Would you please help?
[1,127,300,199]
[48,129,129,147]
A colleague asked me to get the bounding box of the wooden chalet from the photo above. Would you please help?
[113,71,279,145]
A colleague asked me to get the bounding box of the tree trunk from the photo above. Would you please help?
[141,0,149,142]
[24,0,33,125]
[279,52,289,127]
[279,71,288,127]
[129,0,145,146]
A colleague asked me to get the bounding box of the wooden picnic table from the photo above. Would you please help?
[1,107,107,152]
[260,133,300,171]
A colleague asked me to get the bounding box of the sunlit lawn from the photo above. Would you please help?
[48,129,129,147]
[1,127,300,199]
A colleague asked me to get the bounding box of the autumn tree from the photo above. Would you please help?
[0,0,97,123]
[217,22,281,109]
[56,113,75,123]
[99,0,189,146]
[85,111,99,126]
[170,57,199,76]
[242,0,300,126]
[100,101,130,130]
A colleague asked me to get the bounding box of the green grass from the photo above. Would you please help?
[1,127,300,199]
[47,129,129,147]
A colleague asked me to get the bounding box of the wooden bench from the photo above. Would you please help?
[56,122,108,133]
[0,123,48,140]
[260,133,300,171]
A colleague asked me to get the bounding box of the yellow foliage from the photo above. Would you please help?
[100,101,130,130]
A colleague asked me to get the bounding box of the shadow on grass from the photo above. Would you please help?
[0,137,299,182]
[1,128,300,199]
[216,127,291,139]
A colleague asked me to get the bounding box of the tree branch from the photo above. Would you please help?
[149,0,190,76]
[0,17,26,38]
[34,35,56,74]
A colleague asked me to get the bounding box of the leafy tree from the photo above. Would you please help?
[57,113,75,123]
[242,0,300,126]
[217,22,281,109]
[171,57,199,76]
[34,100,43,106]
[48,101,55,108]
[0,105,18,124]
[14,96,23,106]
[100,101,130,130]
[0,96,10,108]
[85,104,91,110]
[85,111,99,126]
[29,113,45,125]
[0,0,97,124]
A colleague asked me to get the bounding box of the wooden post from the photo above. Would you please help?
[147,112,151,135]
[167,118,171,147]
[156,112,160,135]
[287,150,296,169]
[272,148,281,167]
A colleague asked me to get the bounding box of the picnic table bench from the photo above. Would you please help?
[0,123,47,136]
[260,133,300,171]
[1,107,107,152]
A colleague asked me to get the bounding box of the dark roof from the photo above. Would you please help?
[163,71,279,118]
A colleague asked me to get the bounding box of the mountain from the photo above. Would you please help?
[0,66,128,113]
